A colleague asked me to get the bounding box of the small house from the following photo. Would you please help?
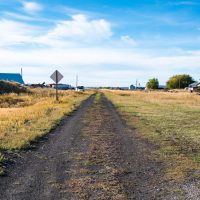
[188,82,200,92]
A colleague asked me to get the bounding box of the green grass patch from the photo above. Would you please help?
[95,93,102,102]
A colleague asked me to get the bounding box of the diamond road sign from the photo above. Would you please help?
[50,70,63,83]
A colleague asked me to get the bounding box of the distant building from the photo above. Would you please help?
[76,86,85,92]
[189,82,199,89]
[0,73,24,84]
[137,86,145,90]
[130,85,136,90]
[119,87,129,90]
[188,82,200,92]
[49,84,72,90]
[158,85,166,90]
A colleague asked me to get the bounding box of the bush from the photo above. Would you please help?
[0,81,29,95]
[146,78,159,89]
[166,74,194,89]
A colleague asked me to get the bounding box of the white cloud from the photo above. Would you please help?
[0,13,199,86]
[0,47,199,85]
[0,14,112,47]
[3,12,35,21]
[42,14,113,44]
[61,6,97,17]
[3,11,57,23]
[0,19,35,46]
[170,1,199,6]
[21,1,43,13]
[121,35,137,46]
[0,47,200,70]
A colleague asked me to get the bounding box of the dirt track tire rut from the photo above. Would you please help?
[64,95,161,199]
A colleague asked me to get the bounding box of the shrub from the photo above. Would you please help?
[0,81,29,95]
[146,78,159,89]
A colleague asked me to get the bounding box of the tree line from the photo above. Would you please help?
[146,74,196,89]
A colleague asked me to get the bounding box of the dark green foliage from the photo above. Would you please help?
[166,74,195,89]
[0,81,29,94]
[146,78,159,89]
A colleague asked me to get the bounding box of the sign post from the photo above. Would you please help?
[50,70,64,101]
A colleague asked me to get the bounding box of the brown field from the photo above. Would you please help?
[104,90,200,181]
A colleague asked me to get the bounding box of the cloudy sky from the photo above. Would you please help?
[0,0,200,86]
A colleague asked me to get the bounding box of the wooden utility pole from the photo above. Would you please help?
[21,68,23,77]
[76,75,78,88]
[136,80,138,90]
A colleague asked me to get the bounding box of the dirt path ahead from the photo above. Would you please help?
[0,94,162,200]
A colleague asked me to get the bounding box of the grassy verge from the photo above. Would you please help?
[94,92,102,102]
[0,89,93,174]
[104,90,200,182]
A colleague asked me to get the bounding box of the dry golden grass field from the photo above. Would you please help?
[0,88,92,174]
[104,90,200,182]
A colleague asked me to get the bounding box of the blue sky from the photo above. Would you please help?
[0,0,200,86]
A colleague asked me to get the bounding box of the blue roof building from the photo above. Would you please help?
[0,73,24,84]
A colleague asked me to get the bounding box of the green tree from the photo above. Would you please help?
[166,74,194,89]
[146,78,159,89]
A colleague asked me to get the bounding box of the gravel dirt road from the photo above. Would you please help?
[0,94,164,200]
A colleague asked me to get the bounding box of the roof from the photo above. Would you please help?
[0,73,24,84]
[158,85,166,89]
[189,82,200,88]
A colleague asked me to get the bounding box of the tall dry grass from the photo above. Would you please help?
[106,90,200,106]
[0,88,93,174]
[0,89,92,150]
